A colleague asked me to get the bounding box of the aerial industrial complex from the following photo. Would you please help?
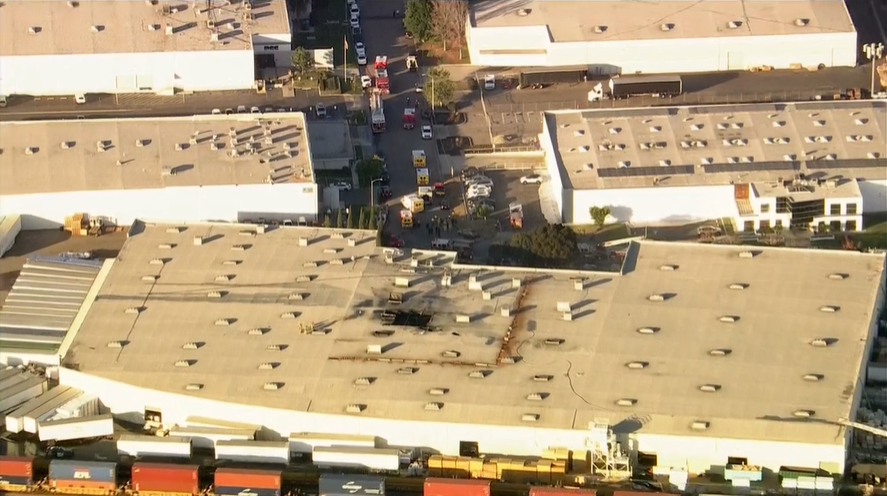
[466,0,857,73]
[541,100,887,228]
[0,0,292,96]
[0,114,321,230]
[41,220,885,474]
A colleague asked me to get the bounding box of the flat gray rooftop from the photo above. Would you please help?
[66,222,885,444]
[0,0,289,56]
[0,114,313,196]
[547,101,887,191]
[306,122,354,161]
[471,0,854,42]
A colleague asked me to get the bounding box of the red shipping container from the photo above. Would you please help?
[424,478,491,496]
[133,462,199,494]
[52,480,117,490]
[531,488,597,496]
[215,468,281,489]
[0,456,34,477]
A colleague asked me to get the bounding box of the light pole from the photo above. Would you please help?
[370,177,383,212]
[863,43,884,97]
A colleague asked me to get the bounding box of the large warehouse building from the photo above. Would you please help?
[540,100,887,229]
[0,114,320,230]
[0,0,291,97]
[466,0,857,73]
[57,221,886,474]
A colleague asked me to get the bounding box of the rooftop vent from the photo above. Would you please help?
[616,398,637,407]
[637,326,660,335]
[148,23,160,31]
[803,373,824,382]
[266,344,286,351]
[28,26,41,34]
[810,338,835,347]
[397,367,419,375]
[441,350,461,358]
[258,362,278,370]
[124,307,142,315]
[773,120,786,128]
[90,25,104,32]
[263,382,284,391]
[699,384,721,392]
[526,393,548,401]
[533,374,553,382]
[345,404,366,413]
[819,305,840,313]
[813,120,826,127]
[429,388,449,396]
[869,152,882,159]
[660,23,675,31]
[107,341,125,348]
[185,383,203,391]
[719,315,739,323]
[68,0,79,5]
[738,250,756,259]
[728,283,748,290]
[727,20,742,29]
[794,18,810,27]
[516,8,531,16]
[626,361,648,369]
[660,264,678,271]
[793,409,815,418]
[593,25,607,33]
[141,275,158,282]
[214,318,234,326]
[855,118,869,125]
[182,342,201,350]
[647,294,666,302]
[709,348,732,357]
[690,421,710,431]
[469,370,491,379]
[522,413,540,422]
[618,161,631,168]
[175,360,194,367]
[24,147,38,155]
[354,377,375,386]
[828,273,848,280]
[544,338,565,346]
[424,402,444,411]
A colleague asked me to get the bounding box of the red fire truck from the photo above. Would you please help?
[403,108,416,130]
[374,55,390,94]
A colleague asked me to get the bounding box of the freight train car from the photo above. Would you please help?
[214,468,282,496]
[131,462,199,495]
[530,488,597,496]
[319,474,385,496]
[0,455,34,492]
[49,459,117,494]
[424,478,490,496]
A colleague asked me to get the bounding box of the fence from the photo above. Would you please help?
[483,90,853,114]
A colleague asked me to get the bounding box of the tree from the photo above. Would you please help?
[474,205,492,219]
[589,206,611,226]
[508,224,578,267]
[347,209,356,229]
[404,0,433,42]
[356,156,385,188]
[358,208,369,229]
[291,47,314,74]
[430,0,468,51]
[423,67,456,109]
[322,214,332,228]
[336,209,344,228]
[369,209,378,230]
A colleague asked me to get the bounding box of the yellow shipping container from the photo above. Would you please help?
[456,458,472,472]
[442,456,457,470]
[470,459,484,473]
[428,455,443,469]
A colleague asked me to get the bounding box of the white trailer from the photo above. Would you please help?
[167,426,255,449]
[23,388,82,433]
[289,432,377,455]
[5,384,69,433]
[117,434,192,459]
[38,413,114,442]
[0,376,47,413]
[184,416,260,431]
[0,367,28,390]
[312,446,401,471]
[215,440,289,465]
[53,394,100,420]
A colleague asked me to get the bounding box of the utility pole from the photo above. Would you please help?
[863,43,884,97]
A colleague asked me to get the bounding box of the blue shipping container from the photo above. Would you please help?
[0,475,32,485]
[215,487,281,496]
[319,475,385,496]
[49,460,116,483]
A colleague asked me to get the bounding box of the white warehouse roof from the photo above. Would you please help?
[0,0,290,56]
[0,113,315,196]
[63,222,886,446]
[545,101,887,190]
[471,0,854,42]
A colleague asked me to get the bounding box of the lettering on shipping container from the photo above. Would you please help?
[73,470,92,479]
[342,483,381,495]
[237,491,258,496]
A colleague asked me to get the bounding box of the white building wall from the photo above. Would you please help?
[540,128,566,219]
[571,185,738,225]
[0,50,255,96]
[468,24,856,74]
[0,183,319,231]
[860,179,887,213]
[59,368,846,474]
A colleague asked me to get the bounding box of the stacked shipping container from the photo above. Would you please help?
[319,474,385,496]
[530,488,598,496]
[0,456,34,487]
[48,459,117,491]
[214,468,281,496]
[424,478,490,496]
[132,462,199,494]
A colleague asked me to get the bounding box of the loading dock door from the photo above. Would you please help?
[727,52,745,71]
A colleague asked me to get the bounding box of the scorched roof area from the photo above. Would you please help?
[65,222,884,443]
[548,101,887,190]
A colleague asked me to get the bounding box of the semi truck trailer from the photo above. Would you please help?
[588,75,683,101]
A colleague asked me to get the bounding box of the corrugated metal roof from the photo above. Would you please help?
[0,256,102,352]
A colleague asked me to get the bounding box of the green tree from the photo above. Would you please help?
[356,156,385,188]
[336,209,344,228]
[404,0,433,41]
[474,205,492,219]
[358,208,369,229]
[509,224,578,267]
[291,47,314,74]
[589,206,611,226]
[347,209,356,229]
[322,214,332,228]
[423,67,456,109]
[369,210,378,230]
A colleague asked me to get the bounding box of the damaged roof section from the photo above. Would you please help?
[0,255,103,353]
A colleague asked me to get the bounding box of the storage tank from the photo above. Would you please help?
[425,479,491,496]
[48,460,117,490]
[0,455,34,487]
[319,474,385,496]
[214,468,281,496]
[132,462,199,494]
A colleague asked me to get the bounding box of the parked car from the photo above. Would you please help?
[236,105,247,113]
[439,199,450,210]
[357,53,368,65]
[250,106,261,114]
[354,41,365,53]
[331,180,352,191]
[379,185,393,200]
[484,74,495,90]
[461,166,480,180]
[315,102,327,118]
[225,108,234,115]
[467,189,491,200]
[466,177,493,188]
[74,94,87,104]
[352,26,362,36]
[421,125,433,140]
[520,174,543,184]
[349,3,360,16]
[361,75,373,88]
[349,14,360,28]
[212,108,222,115]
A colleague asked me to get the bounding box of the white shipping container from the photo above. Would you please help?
[5,386,72,433]
[289,432,377,454]
[54,394,100,419]
[167,426,255,449]
[117,435,192,459]
[23,388,83,433]
[0,369,29,390]
[0,376,47,414]
[184,416,260,431]
[38,413,114,442]
[215,440,289,465]
[312,446,400,471]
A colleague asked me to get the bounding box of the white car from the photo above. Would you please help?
[357,53,368,65]
[331,181,352,191]
[250,106,261,114]
[354,41,365,53]
[484,74,495,90]
[74,94,87,104]
[349,14,360,28]
[467,189,491,199]
[520,174,543,184]
[361,75,373,88]
[421,125,433,140]
[466,176,492,186]
[349,3,360,16]
[315,102,327,118]
[467,183,492,193]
